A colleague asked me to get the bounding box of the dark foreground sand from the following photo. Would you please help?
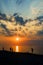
[0,50,43,65]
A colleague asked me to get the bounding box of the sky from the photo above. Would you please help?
[0,0,43,19]
[0,0,43,54]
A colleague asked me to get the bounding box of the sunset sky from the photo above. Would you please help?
[0,0,43,54]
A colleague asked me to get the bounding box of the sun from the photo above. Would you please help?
[16,37,19,41]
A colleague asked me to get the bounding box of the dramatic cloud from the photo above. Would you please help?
[0,13,43,39]
[0,13,6,20]
[36,16,43,22]
[37,30,43,35]
[13,14,24,25]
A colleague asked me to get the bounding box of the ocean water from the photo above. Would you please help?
[0,40,43,55]
[12,45,43,55]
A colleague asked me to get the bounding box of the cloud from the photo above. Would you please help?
[30,7,42,19]
[13,13,18,16]
[16,0,25,5]
[36,16,43,22]
[0,12,43,39]
[0,23,12,36]
[25,17,43,36]
[30,0,43,19]
[32,8,39,15]
[15,16,24,25]
[13,13,25,25]
[0,13,6,20]
[37,30,43,35]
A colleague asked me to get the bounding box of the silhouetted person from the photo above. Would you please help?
[2,47,4,51]
[31,48,33,53]
[10,47,13,52]
[10,48,12,52]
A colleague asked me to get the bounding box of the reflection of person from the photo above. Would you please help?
[12,48,13,52]
[31,48,33,53]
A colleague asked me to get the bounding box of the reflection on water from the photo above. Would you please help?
[12,46,43,55]
[16,46,19,52]
[13,46,31,53]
